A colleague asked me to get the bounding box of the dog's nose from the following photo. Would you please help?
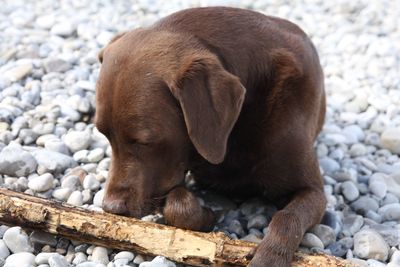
[102,198,128,215]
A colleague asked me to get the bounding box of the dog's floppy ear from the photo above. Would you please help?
[98,32,127,63]
[169,55,246,164]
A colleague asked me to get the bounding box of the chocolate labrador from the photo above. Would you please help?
[95,6,326,267]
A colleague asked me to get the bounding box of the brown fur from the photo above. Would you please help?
[95,7,326,267]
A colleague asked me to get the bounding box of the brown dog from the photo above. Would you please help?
[95,7,326,267]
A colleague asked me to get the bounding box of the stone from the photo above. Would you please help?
[247,214,268,230]
[93,189,105,207]
[341,181,359,201]
[36,14,56,29]
[378,203,400,221]
[36,252,59,264]
[30,231,57,247]
[45,139,70,155]
[319,157,340,174]
[139,256,176,267]
[354,229,389,261]
[300,233,324,249]
[369,181,387,199]
[228,220,245,237]
[5,63,32,82]
[87,148,104,163]
[0,239,10,260]
[350,196,379,215]
[61,175,80,190]
[0,143,37,176]
[133,255,145,264]
[309,224,336,247]
[92,246,109,265]
[48,254,69,267]
[28,173,54,192]
[52,188,73,201]
[73,252,88,265]
[67,191,83,206]
[4,252,36,267]
[342,214,364,237]
[64,130,92,153]
[381,128,400,154]
[44,58,72,73]
[32,149,77,174]
[327,237,353,257]
[114,251,134,261]
[51,22,76,37]
[3,226,34,253]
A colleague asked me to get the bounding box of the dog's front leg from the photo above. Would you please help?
[163,186,215,232]
[248,187,326,267]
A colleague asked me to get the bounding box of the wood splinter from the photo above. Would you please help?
[0,188,353,266]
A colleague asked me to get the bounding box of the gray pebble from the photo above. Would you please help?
[341,181,360,201]
[73,252,88,265]
[378,203,400,221]
[48,254,69,267]
[83,174,101,191]
[247,214,268,230]
[351,196,379,215]
[319,157,340,174]
[0,142,37,176]
[300,233,324,249]
[3,226,34,253]
[228,220,245,237]
[91,246,109,265]
[32,149,77,174]
[354,229,389,261]
[342,214,364,237]
[0,240,10,260]
[30,231,57,247]
[309,224,336,247]
[52,188,73,201]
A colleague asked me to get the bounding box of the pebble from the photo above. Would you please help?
[0,143,37,176]
[5,64,33,82]
[133,255,145,265]
[67,191,83,206]
[341,181,360,201]
[354,229,389,261]
[52,188,73,201]
[319,157,340,174]
[36,253,59,265]
[247,214,268,230]
[300,233,324,249]
[0,240,10,260]
[73,252,88,265]
[48,254,69,267]
[28,173,54,192]
[30,231,57,247]
[381,128,400,154]
[83,174,101,191]
[91,247,109,265]
[378,203,400,221]
[4,252,36,267]
[64,130,92,153]
[342,214,364,237]
[351,196,379,215]
[309,224,336,247]
[93,189,105,207]
[139,256,176,267]
[32,149,77,174]
[228,220,245,237]
[50,22,76,37]
[114,251,134,261]
[3,227,34,253]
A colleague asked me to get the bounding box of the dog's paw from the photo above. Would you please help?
[247,243,292,267]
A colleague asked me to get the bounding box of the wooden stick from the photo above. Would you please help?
[0,188,353,266]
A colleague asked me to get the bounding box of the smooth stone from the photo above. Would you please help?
[35,14,55,29]
[369,181,387,199]
[76,263,98,267]
[50,22,75,37]
[354,229,389,261]
[0,143,37,176]
[381,128,400,154]
[113,258,129,267]
[48,254,69,267]
[32,149,77,174]
[319,157,340,174]
[92,246,109,265]
[114,251,134,261]
[228,220,245,237]
[133,255,145,264]
[309,224,336,247]
[367,259,388,267]
[378,203,400,221]
[64,130,92,153]
[139,256,176,267]
[342,214,364,237]
[321,210,342,235]
[73,150,89,162]
[300,233,324,249]
[28,173,54,192]
[73,252,88,265]
[61,175,80,190]
[67,191,83,206]
[240,233,263,244]
[384,174,400,198]
[36,253,59,264]
[43,58,72,73]
[93,189,104,207]
[247,214,268,230]
[5,63,32,82]
[350,196,379,215]
[45,139,69,155]
[370,224,400,247]
[52,188,72,201]
[341,181,359,201]
[3,226,34,253]
[349,143,367,157]
[0,239,10,259]
[349,258,368,267]
[87,148,104,163]
[4,252,36,267]
[327,237,353,257]
[83,174,100,191]
[19,129,39,145]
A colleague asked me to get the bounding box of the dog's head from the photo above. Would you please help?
[95,29,245,217]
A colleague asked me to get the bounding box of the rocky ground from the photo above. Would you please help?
[0,0,400,266]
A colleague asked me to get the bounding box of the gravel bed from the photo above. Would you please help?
[0,0,400,266]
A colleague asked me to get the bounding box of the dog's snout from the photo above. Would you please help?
[102,198,128,215]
